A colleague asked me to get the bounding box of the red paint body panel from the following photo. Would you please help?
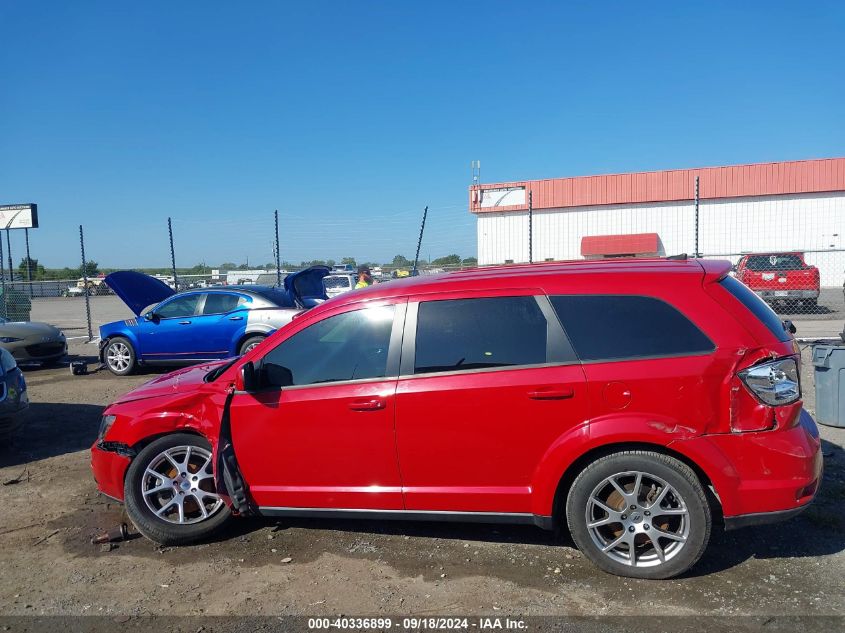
[91,258,821,530]
[470,157,845,213]
[580,233,661,257]
[395,364,588,513]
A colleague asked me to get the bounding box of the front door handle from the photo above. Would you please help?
[178,321,192,325]
[348,397,386,411]
[229,315,244,321]
[528,387,575,400]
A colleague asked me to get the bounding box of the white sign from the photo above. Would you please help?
[0,204,38,229]
[479,187,526,208]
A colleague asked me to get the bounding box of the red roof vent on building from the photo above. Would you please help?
[581,233,664,259]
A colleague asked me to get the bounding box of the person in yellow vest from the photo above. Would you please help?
[355,265,374,289]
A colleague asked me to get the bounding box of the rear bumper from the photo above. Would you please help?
[755,289,819,300]
[670,409,822,520]
[724,505,810,530]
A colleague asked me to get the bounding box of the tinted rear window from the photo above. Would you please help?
[743,254,804,271]
[719,276,791,342]
[414,296,548,373]
[550,295,714,361]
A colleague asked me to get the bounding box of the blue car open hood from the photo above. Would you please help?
[104,271,176,316]
[284,265,331,307]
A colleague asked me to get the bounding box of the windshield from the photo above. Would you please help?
[744,254,804,271]
[204,357,238,382]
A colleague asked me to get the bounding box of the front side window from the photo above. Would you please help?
[155,295,200,319]
[414,296,548,374]
[550,295,714,361]
[259,306,395,387]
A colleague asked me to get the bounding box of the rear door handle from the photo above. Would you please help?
[348,397,387,411]
[178,321,192,325]
[528,387,575,400]
[229,315,244,321]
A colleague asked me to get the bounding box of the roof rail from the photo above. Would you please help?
[665,253,688,260]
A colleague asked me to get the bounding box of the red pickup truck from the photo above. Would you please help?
[735,252,820,306]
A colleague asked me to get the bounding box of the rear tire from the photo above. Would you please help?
[103,337,136,376]
[239,335,265,355]
[124,433,231,546]
[565,450,711,579]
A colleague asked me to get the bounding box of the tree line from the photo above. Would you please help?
[14,254,479,281]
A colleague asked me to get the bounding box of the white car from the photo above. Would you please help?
[323,273,357,298]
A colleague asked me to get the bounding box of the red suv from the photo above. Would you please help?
[91,258,821,579]
[734,252,821,307]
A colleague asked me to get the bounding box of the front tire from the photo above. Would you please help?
[566,450,711,579]
[124,433,231,546]
[104,337,136,376]
[239,335,265,355]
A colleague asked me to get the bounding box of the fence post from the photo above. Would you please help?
[168,217,178,290]
[80,225,93,342]
[694,176,700,258]
[24,227,32,298]
[0,227,5,319]
[274,209,282,287]
[412,206,428,276]
[5,230,12,291]
[528,190,533,263]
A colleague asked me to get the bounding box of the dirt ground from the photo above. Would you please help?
[0,340,843,623]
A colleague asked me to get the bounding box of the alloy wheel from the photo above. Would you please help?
[584,470,690,568]
[106,342,132,372]
[141,445,223,525]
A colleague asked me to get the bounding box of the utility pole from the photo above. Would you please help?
[168,217,178,290]
[412,206,428,276]
[24,228,32,297]
[6,230,12,288]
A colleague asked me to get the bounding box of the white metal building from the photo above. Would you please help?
[470,158,845,287]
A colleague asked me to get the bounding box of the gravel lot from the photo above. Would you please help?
[0,316,843,623]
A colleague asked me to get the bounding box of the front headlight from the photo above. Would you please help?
[0,337,22,343]
[98,414,117,440]
[738,357,801,406]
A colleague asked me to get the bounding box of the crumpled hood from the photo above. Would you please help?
[112,360,229,404]
[105,271,175,316]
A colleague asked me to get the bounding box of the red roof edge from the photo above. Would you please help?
[469,157,845,213]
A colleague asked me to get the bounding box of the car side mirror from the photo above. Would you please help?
[783,319,797,334]
[240,361,258,392]
[145,312,160,322]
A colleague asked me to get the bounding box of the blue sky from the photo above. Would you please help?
[1,1,843,268]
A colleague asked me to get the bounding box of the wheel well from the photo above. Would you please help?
[550,442,723,530]
[236,332,265,353]
[127,429,207,473]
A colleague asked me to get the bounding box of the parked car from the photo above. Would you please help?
[322,273,357,298]
[62,285,87,297]
[99,266,330,376]
[735,252,820,307]
[91,258,820,579]
[0,347,29,438]
[0,316,67,365]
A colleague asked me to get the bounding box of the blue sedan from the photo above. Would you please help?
[99,267,329,375]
